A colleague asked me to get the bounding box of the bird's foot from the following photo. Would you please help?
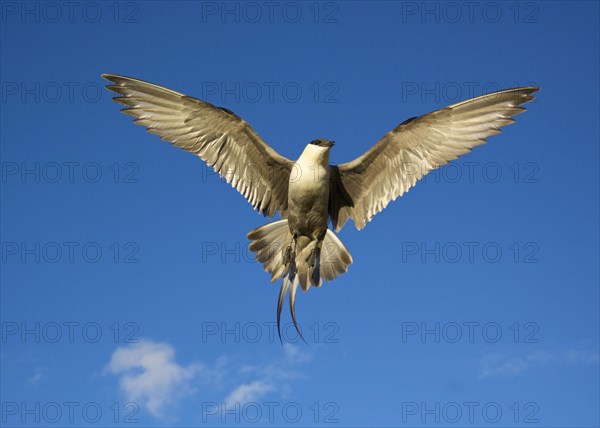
[283,238,296,266]
[283,245,292,266]
[307,247,321,268]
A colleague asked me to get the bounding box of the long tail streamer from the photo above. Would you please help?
[277,263,307,345]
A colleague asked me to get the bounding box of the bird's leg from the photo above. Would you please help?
[283,234,297,266]
[308,241,324,287]
[283,245,291,266]
[307,242,322,268]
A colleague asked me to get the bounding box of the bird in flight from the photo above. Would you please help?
[102,74,538,342]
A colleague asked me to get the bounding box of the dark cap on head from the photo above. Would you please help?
[309,138,335,148]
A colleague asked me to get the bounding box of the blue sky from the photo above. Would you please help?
[1,1,598,426]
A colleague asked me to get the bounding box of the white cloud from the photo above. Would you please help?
[220,344,312,409]
[283,343,312,365]
[479,353,529,378]
[29,366,49,384]
[479,348,599,379]
[105,340,204,419]
[105,341,314,421]
[564,349,600,365]
[223,380,275,407]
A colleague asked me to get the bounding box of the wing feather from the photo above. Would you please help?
[103,74,293,218]
[330,87,539,231]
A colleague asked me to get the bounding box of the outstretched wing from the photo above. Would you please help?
[329,86,539,231]
[103,74,293,218]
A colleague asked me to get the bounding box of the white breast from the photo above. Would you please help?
[291,144,330,189]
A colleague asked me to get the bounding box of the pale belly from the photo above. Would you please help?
[287,165,329,240]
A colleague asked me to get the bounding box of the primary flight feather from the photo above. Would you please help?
[102,74,538,342]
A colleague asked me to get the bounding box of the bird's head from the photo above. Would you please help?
[299,138,335,166]
[309,138,335,149]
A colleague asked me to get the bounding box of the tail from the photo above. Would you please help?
[278,267,302,343]
[247,220,292,282]
[248,221,353,343]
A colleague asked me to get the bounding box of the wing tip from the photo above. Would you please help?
[511,86,540,105]
[101,73,125,83]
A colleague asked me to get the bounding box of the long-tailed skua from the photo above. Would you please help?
[102,74,538,342]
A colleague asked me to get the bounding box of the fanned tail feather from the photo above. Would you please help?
[247,220,292,282]
[247,221,353,344]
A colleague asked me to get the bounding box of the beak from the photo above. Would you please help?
[328,140,336,148]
